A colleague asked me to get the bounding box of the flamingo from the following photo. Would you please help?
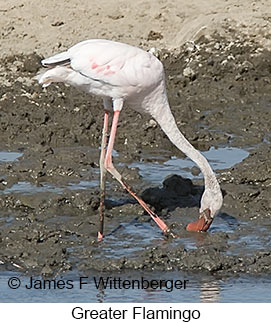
[36,39,223,241]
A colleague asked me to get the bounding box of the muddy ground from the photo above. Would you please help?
[0,29,271,277]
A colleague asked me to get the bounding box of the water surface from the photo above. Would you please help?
[0,270,270,302]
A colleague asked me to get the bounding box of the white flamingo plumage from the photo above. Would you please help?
[37,39,223,240]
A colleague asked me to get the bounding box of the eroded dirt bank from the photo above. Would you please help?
[0,31,271,276]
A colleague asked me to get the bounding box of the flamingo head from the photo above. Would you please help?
[186,187,223,232]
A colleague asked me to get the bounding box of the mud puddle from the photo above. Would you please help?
[0,151,23,162]
[1,180,100,195]
[129,146,249,184]
[0,145,248,193]
[0,145,248,261]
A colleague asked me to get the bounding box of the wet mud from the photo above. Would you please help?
[0,31,271,277]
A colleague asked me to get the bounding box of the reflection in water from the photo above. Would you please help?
[96,288,105,303]
[200,281,220,302]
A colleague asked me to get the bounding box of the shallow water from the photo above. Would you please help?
[129,147,249,184]
[1,180,100,195]
[0,146,249,194]
[0,270,270,302]
[1,146,265,256]
[94,214,269,260]
[0,151,23,163]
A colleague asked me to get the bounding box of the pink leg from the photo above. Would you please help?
[98,110,110,241]
[104,111,171,235]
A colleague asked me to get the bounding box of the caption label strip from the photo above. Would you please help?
[72,305,200,321]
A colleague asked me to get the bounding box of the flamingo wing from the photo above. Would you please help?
[67,39,157,87]
[41,39,162,93]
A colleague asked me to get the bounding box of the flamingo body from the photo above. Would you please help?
[38,39,164,113]
[37,39,223,240]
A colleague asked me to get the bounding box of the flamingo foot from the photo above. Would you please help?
[97,231,103,242]
[186,208,213,232]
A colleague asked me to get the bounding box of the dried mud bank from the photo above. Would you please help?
[0,32,271,276]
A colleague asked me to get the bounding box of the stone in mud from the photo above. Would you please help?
[141,174,197,211]
[163,175,193,197]
[21,53,43,74]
